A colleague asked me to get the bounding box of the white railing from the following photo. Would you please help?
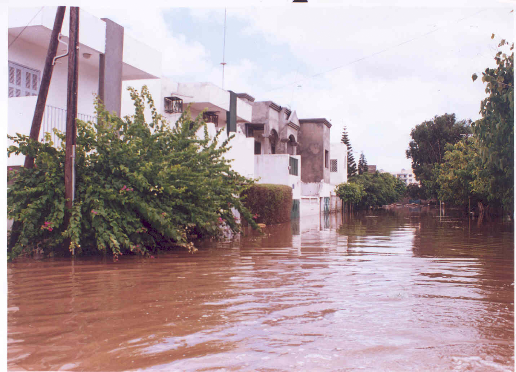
[40,105,97,148]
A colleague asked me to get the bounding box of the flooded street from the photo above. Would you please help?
[7,209,514,371]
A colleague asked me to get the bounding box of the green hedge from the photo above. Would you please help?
[242,184,292,225]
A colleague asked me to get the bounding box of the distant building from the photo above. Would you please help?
[391,168,419,186]
[367,165,376,174]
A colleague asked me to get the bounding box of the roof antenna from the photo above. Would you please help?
[221,8,227,89]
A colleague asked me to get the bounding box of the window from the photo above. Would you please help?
[8,61,40,98]
[203,111,218,126]
[289,156,298,176]
[330,159,338,172]
[254,141,262,155]
[325,150,329,168]
[164,96,183,113]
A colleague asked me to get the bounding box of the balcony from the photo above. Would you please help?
[8,96,96,165]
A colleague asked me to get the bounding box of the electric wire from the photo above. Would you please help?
[263,8,489,94]
[8,7,45,49]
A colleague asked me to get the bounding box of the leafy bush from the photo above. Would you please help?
[241,184,292,225]
[335,182,364,205]
[344,172,406,209]
[7,86,257,260]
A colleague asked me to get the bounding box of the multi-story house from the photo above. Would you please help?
[8,7,347,220]
[392,168,419,185]
[7,7,161,165]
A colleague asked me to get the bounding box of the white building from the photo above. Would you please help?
[391,168,419,185]
[8,7,346,217]
[8,7,161,165]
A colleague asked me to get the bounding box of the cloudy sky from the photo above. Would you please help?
[8,0,515,173]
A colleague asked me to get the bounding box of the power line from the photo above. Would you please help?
[263,8,488,94]
[8,7,45,49]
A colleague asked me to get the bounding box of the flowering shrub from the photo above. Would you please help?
[7,86,258,260]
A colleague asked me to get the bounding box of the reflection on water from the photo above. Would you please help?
[8,208,514,371]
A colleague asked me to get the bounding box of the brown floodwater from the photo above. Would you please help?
[7,208,514,371]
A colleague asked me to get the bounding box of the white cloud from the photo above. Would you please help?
[84,3,513,173]
[85,6,212,77]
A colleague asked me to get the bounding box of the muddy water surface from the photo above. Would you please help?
[7,209,514,371]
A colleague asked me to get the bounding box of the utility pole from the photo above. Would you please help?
[24,6,66,168]
[64,7,79,246]
[9,7,66,252]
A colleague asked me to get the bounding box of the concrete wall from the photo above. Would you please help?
[251,101,270,125]
[122,34,161,79]
[121,78,164,124]
[195,123,255,179]
[254,154,301,199]
[297,122,331,183]
[9,7,107,54]
[225,133,255,179]
[330,142,348,186]
[8,96,37,166]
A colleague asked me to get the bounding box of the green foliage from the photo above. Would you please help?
[357,152,368,175]
[429,36,514,215]
[471,35,514,212]
[335,182,364,205]
[406,113,472,198]
[341,126,357,178]
[405,183,424,200]
[434,139,486,208]
[344,172,406,209]
[241,184,293,225]
[7,86,257,260]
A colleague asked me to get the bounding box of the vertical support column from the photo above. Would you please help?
[99,19,124,115]
[98,53,105,105]
[226,90,237,135]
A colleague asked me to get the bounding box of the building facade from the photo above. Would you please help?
[392,168,419,185]
[8,6,161,165]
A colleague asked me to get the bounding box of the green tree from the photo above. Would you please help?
[335,182,364,205]
[347,172,406,209]
[471,35,514,213]
[434,139,487,211]
[405,183,423,200]
[406,113,472,197]
[341,126,357,178]
[7,86,257,260]
[357,152,368,175]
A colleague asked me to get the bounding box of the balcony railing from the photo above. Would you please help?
[203,111,219,126]
[40,105,97,148]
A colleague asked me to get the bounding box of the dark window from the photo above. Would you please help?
[203,111,218,126]
[325,150,329,168]
[164,96,183,113]
[245,124,254,138]
[289,156,298,176]
[254,141,262,155]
